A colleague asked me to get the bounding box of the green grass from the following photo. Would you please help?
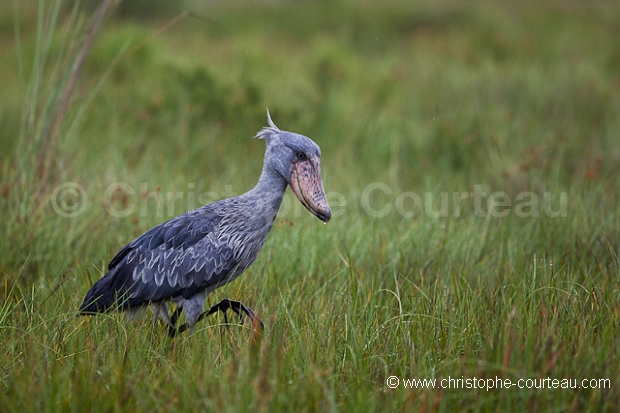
[1,0,619,411]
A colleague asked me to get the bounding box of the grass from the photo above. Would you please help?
[1,0,619,411]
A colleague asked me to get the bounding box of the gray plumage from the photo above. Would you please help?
[79,111,331,334]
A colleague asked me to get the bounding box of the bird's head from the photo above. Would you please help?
[255,110,332,223]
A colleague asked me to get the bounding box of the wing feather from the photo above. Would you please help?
[80,208,239,312]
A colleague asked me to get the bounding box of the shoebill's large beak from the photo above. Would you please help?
[289,156,331,223]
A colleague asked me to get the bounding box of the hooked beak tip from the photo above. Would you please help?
[317,207,331,223]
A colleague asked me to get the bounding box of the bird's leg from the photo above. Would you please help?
[152,301,176,327]
[167,306,184,338]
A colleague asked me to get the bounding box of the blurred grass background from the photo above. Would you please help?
[1,0,619,411]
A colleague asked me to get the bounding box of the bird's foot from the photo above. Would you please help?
[169,298,263,337]
[207,298,264,330]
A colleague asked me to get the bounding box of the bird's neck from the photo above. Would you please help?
[244,166,288,218]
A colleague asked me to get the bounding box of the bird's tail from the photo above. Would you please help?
[78,271,123,314]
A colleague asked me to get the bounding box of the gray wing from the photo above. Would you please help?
[80,208,237,312]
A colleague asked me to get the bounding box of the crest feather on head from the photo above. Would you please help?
[255,108,280,140]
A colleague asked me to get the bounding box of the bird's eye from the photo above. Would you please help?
[295,152,307,161]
